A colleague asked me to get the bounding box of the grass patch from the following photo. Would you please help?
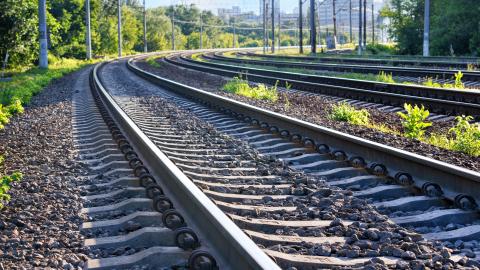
[146,56,163,68]
[329,101,370,125]
[222,75,278,102]
[427,116,480,156]
[0,57,97,130]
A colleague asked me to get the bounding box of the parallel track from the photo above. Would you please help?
[217,52,480,82]
[165,53,480,119]
[241,51,480,69]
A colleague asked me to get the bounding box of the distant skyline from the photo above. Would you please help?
[145,0,386,15]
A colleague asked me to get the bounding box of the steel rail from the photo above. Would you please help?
[127,56,480,213]
[168,54,480,118]
[200,53,480,104]
[91,61,281,270]
[242,51,479,69]
[211,52,480,82]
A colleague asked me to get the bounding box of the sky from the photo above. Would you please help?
[145,0,386,15]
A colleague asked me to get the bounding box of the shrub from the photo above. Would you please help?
[0,172,22,209]
[222,76,278,102]
[397,104,432,139]
[366,44,398,55]
[376,71,395,83]
[454,71,465,89]
[449,115,480,156]
[330,102,370,125]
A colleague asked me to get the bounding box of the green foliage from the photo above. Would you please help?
[366,44,398,55]
[420,71,464,89]
[0,105,11,129]
[222,76,278,102]
[454,71,464,89]
[330,102,370,125]
[0,58,94,129]
[448,116,480,156]
[376,71,395,83]
[0,0,39,67]
[397,103,432,139]
[0,172,22,209]
[146,56,162,68]
[382,0,480,56]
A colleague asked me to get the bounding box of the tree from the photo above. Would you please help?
[0,0,38,67]
[382,0,480,56]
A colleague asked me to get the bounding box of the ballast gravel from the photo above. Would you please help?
[136,57,479,172]
[0,68,93,269]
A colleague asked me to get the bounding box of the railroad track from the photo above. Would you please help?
[76,60,279,269]
[163,52,480,120]
[210,51,480,86]
[74,55,480,269]
[241,51,480,69]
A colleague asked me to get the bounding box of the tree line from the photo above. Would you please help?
[382,0,480,56]
[0,0,303,69]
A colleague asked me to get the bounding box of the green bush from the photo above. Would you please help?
[397,104,432,139]
[0,172,22,209]
[330,102,370,125]
[222,76,278,102]
[376,71,395,83]
[366,44,398,55]
[449,115,480,156]
[0,58,96,130]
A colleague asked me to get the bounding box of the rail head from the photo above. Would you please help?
[91,61,281,270]
[128,56,480,207]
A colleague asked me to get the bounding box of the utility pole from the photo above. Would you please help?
[171,13,175,50]
[358,0,362,55]
[117,0,122,57]
[299,0,303,53]
[266,2,269,51]
[39,0,48,68]
[263,0,267,53]
[278,6,281,51]
[233,18,236,48]
[143,0,147,52]
[318,1,321,48]
[200,14,203,49]
[86,0,92,60]
[310,0,316,53]
[423,0,430,56]
[363,0,366,48]
[332,0,337,49]
[349,0,352,43]
[271,0,275,53]
[371,2,374,44]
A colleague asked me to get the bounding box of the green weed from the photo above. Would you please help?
[397,104,432,139]
[222,76,278,102]
[376,71,395,83]
[330,102,370,125]
[448,115,480,156]
[454,71,465,89]
[146,56,163,68]
[0,172,22,209]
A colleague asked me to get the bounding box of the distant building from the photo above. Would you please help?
[218,6,241,20]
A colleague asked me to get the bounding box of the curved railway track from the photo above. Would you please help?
[218,52,480,82]
[72,54,480,269]
[163,53,480,120]
[241,51,480,69]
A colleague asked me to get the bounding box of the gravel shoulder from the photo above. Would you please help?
[0,68,92,269]
[135,58,479,172]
